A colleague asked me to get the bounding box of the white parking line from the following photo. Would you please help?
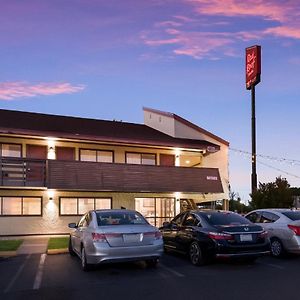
[159,264,185,277]
[4,254,31,294]
[258,262,285,270]
[33,253,47,290]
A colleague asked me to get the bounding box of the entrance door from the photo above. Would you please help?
[26,145,47,186]
[56,146,75,161]
[160,154,175,166]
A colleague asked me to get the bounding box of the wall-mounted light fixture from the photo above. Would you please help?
[47,138,56,159]
[47,189,55,201]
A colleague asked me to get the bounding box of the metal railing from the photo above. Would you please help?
[0,157,46,187]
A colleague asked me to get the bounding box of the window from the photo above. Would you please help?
[282,211,300,221]
[135,197,175,227]
[0,197,42,216]
[126,152,156,165]
[261,212,280,223]
[182,214,199,226]
[0,144,21,158]
[172,213,186,226]
[60,197,112,215]
[245,212,262,223]
[96,211,147,226]
[80,149,113,163]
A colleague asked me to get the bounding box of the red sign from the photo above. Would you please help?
[246,45,261,90]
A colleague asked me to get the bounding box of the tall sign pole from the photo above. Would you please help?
[246,45,261,195]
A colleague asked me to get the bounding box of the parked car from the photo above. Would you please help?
[68,209,163,271]
[245,209,300,257]
[160,210,270,266]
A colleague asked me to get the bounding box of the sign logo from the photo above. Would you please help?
[244,227,249,231]
[246,45,261,90]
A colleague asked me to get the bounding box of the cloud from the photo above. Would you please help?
[185,0,289,21]
[0,82,85,101]
[142,0,300,60]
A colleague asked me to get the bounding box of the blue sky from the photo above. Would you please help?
[1,0,300,202]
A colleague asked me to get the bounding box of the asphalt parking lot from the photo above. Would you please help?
[1,252,299,300]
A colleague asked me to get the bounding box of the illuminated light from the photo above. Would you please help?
[185,160,190,164]
[47,189,55,201]
[47,138,56,159]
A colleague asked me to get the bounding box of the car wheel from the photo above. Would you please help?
[146,258,159,268]
[189,241,206,266]
[270,238,285,257]
[68,237,76,256]
[81,246,92,271]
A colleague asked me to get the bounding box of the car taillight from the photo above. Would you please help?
[92,233,107,242]
[208,232,234,240]
[155,231,162,240]
[258,231,268,238]
[144,231,162,240]
[288,225,300,236]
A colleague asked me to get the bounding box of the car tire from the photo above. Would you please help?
[270,238,285,258]
[81,246,92,271]
[146,258,159,268]
[189,241,206,266]
[68,237,76,256]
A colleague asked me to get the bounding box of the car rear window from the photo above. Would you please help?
[201,212,251,226]
[282,211,300,221]
[96,211,148,226]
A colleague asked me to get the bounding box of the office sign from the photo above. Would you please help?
[246,45,261,89]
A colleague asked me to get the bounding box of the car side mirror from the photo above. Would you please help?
[68,223,77,229]
[162,221,170,228]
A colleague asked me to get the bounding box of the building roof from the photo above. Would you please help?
[143,107,229,146]
[0,109,220,151]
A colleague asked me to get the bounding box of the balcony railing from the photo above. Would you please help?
[47,160,223,193]
[0,158,223,194]
[0,158,46,187]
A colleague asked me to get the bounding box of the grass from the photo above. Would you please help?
[0,240,23,251]
[48,237,69,250]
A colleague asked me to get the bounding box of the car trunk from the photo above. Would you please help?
[97,225,157,247]
[216,224,264,244]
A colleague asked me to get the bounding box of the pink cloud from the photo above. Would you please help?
[142,28,234,59]
[185,0,295,22]
[0,82,85,101]
[265,26,300,39]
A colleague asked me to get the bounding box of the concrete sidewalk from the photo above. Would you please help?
[17,237,49,255]
[0,235,69,256]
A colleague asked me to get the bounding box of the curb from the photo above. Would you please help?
[47,248,69,255]
[0,251,17,257]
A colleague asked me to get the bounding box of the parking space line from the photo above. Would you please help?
[159,264,185,277]
[4,254,31,294]
[258,262,285,270]
[33,254,47,290]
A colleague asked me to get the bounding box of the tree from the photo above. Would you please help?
[229,188,251,213]
[250,176,293,209]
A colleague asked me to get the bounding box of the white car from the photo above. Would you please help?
[245,209,300,257]
[68,209,163,271]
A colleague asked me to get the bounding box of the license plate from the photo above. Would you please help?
[240,234,252,242]
[123,234,140,243]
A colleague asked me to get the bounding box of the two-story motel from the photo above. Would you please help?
[0,107,229,236]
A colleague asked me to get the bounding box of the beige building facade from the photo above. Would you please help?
[0,108,229,236]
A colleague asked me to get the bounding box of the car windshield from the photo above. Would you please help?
[282,211,300,221]
[201,212,251,226]
[96,211,148,226]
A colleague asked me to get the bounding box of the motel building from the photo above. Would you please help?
[0,107,229,236]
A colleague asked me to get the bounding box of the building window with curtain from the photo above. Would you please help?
[60,197,112,215]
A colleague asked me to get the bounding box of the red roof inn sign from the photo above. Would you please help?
[246,45,261,90]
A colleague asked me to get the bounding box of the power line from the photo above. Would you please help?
[230,148,300,167]
[230,147,300,180]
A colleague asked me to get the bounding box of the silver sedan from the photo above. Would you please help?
[245,209,300,257]
[68,209,164,271]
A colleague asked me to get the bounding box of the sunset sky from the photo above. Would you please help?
[1,0,300,202]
